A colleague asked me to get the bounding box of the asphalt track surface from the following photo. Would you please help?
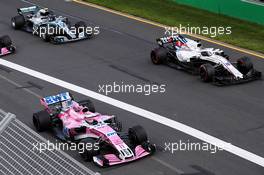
[0,0,264,174]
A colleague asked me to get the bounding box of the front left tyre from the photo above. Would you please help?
[199,63,215,82]
[151,47,168,65]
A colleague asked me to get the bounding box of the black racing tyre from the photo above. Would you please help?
[151,47,168,65]
[33,110,51,132]
[79,138,100,162]
[128,125,148,145]
[199,63,215,82]
[237,57,253,75]
[75,21,87,29]
[78,99,95,113]
[11,15,25,29]
[75,21,88,37]
[0,35,12,47]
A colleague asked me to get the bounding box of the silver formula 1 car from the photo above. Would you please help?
[11,6,92,44]
[151,35,261,85]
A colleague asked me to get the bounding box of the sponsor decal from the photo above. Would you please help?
[43,92,71,105]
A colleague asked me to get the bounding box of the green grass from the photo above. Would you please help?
[83,0,264,53]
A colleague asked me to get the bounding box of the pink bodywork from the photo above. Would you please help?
[94,145,151,166]
[40,98,152,166]
[0,47,10,56]
[57,108,128,147]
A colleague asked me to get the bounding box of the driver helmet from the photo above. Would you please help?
[39,8,49,16]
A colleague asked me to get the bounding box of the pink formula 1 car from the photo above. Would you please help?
[33,92,155,167]
[0,35,15,57]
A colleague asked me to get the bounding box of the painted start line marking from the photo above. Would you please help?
[0,58,263,167]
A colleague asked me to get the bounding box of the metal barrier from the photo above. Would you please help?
[0,110,100,175]
[0,113,16,135]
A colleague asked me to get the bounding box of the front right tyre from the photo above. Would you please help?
[39,26,52,42]
[128,125,148,145]
[79,138,100,162]
[237,57,253,75]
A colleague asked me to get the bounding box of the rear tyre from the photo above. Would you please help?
[151,47,168,65]
[78,99,95,113]
[11,15,25,29]
[79,138,100,162]
[128,125,148,145]
[199,64,215,82]
[33,110,50,132]
[237,57,253,75]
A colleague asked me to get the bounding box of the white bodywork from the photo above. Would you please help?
[174,37,244,79]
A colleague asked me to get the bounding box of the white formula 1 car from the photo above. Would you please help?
[151,35,261,85]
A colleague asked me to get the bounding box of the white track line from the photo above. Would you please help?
[0,59,263,167]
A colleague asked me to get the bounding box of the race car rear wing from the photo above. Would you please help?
[41,92,73,106]
[156,35,188,46]
[156,36,177,46]
[17,6,39,15]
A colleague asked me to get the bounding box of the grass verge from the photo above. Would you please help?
[83,0,264,53]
